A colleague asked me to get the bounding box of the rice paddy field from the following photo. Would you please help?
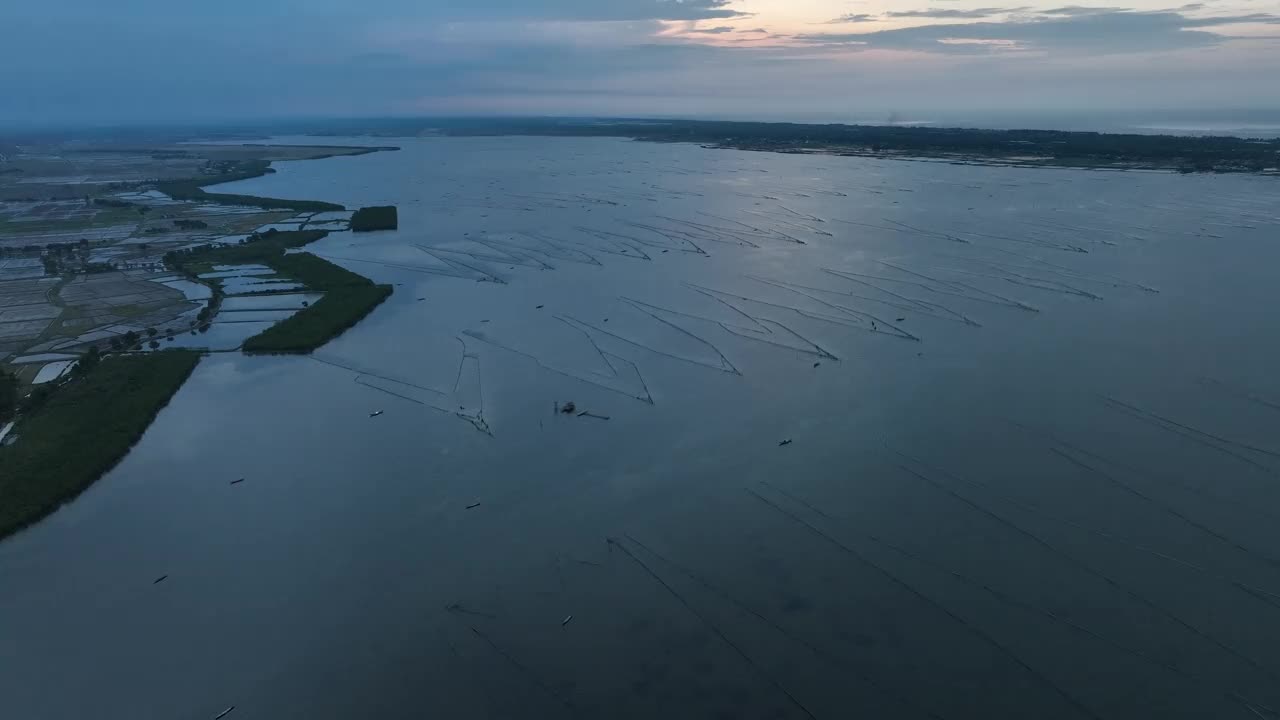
[0,143,367,366]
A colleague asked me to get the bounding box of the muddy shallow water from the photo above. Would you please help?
[2,137,1278,720]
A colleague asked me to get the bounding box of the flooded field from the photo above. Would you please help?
[0,142,376,362]
[2,137,1278,720]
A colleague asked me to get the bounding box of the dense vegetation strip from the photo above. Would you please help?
[166,229,393,354]
[0,351,202,540]
[156,160,345,212]
[351,205,399,232]
[241,285,392,353]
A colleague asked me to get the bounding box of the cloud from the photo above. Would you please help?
[7,0,749,22]
[826,13,878,24]
[796,7,1280,55]
[3,1,1280,125]
[1038,6,1126,16]
[826,5,1057,25]
[884,7,1030,19]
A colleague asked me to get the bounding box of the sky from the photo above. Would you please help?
[2,0,1279,126]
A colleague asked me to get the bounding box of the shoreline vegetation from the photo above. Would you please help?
[166,228,393,354]
[310,117,1280,174]
[0,350,201,540]
[156,159,344,212]
[154,146,398,213]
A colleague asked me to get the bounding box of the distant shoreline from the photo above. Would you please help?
[301,117,1280,175]
[11,118,1274,175]
[159,145,400,213]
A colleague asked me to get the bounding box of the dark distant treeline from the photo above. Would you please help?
[7,118,1275,173]
[305,117,1279,173]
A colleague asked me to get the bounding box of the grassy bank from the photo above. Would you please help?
[156,161,345,213]
[167,230,393,354]
[0,351,202,540]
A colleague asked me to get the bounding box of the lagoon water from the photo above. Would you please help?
[2,137,1279,719]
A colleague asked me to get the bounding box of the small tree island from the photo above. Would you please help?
[351,205,399,232]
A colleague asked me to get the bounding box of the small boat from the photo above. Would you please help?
[369,410,384,418]
[214,707,236,720]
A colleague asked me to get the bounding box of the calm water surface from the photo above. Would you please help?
[2,137,1279,719]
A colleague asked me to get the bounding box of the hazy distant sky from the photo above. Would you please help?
[3,0,1279,125]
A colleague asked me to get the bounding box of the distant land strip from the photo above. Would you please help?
[156,145,399,212]
[306,117,1279,174]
